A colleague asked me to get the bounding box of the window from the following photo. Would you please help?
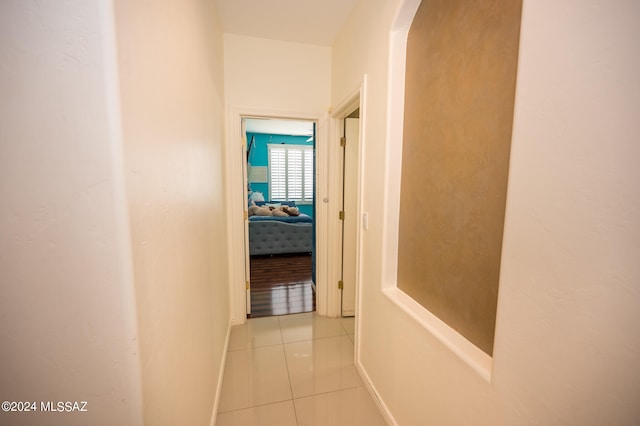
[268,144,314,203]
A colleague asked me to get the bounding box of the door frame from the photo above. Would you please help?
[340,115,360,316]
[327,77,367,321]
[225,105,328,325]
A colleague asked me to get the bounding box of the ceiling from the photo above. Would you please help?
[245,118,314,136]
[214,0,359,46]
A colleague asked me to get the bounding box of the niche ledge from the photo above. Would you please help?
[382,286,493,382]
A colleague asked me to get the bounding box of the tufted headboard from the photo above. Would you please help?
[248,221,312,255]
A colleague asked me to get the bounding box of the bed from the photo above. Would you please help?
[248,202,313,256]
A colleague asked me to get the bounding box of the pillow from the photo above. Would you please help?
[249,191,265,202]
[255,200,297,208]
[270,200,297,207]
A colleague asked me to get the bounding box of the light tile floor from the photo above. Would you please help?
[217,313,387,426]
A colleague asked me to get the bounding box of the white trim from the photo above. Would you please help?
[209,319,233,426]
[328,81,366,318]
[225,105,328,324]
[380,0,493,382]
[329,77,367,371]
[383,287,493,381]
[355,358,398,426]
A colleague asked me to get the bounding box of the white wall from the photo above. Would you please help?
[332,0,640,425]
[224,34,331,112]
[0,1,143,425]
[114,0,230,425]
[222,33,332,322]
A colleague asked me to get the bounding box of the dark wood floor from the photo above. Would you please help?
[249,253,315,318]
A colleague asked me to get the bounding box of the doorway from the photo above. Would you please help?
[340,110,359,316]
[327,80,365,329]
[243,117,317,317]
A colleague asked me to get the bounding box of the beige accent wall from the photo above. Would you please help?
[114,1,230,424]
[332,0,640,424]
[397,0,522,355]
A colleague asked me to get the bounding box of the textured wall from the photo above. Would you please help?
[0,1,143,425]
[397,0,522,355]
[114,0,230,424]
[223,34,331,112]
[332,0,640,424]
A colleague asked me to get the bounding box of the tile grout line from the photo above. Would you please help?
[226,341,283,353]
[220,318,291,417]
[293,384,366,401]
[216,397,295,415]
[219,314,382,424]
[278,315,301,425]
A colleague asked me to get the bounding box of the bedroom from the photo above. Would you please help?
[243,118,317,317]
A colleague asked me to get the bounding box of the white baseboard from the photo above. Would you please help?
[209,319,233,426]
[355,359,397,425]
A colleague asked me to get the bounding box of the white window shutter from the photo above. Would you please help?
[270,149,286,199]
[268,144,314,203]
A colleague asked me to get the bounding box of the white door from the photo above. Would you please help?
[341,117,359,316]
[241,118,251,315]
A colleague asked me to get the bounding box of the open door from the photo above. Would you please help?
[241,118,251,316]
[340,115,359,316]
[312,122,317,284]
[242,117,317,317]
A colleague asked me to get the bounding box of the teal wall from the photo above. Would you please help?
[247,132,314,217]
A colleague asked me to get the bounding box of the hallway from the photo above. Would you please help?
[3,0,639,425]
[216,313,386,425]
